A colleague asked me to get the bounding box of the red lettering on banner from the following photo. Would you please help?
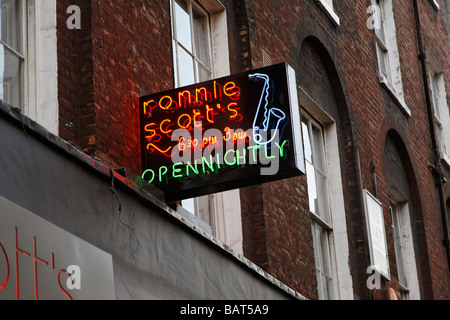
[57,269,73,300]
[15,227,30,300]
[0,243,9,291]
[33,236,49,300]
[0,227,78,300]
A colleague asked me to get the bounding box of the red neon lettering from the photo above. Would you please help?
[178,90,193,109]
[193,110,204,128]
[57,270,73,300]
[227,102,243,122]
[214,81,223,100]
[178,114,192,129]
[195,87,212,104]
[206,105,218,124]
[0,243,9,291]
[203,136,217,148]
[144,123,162,145]
[143,99,158,115]
[159,95,177,110]
[160,119,174,136]
[146,143,172,157]
[179,137,186,151]
[144,123,157,136]
[223,127,232,142]
[224,82,240,100]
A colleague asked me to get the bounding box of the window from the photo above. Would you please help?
[172,0,213,88]
[389,202,408,292]
[429,70,450,160]
[172,0,214,213]
[170,0,242,255]
[372,0,389,82]
[0,0,58,134]
[0,0,25,109]
[388,196,420,300]
[302,114,334,300]
[299,87,353,300]
[371,0,409,116]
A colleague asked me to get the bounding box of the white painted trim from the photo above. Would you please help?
[26,0,58,135]
[375,0,410,118]
[315,0,340,27]
[210,7,230,78]
[300,88,354,300]
[429,0,440,11]
[287,65,305,174]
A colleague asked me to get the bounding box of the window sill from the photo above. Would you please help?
[315,0,340,27]
[379,76,411,118]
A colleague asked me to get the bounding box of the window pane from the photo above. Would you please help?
[177,45,195,86]
[374,0,386,44]
[197,64,211,83]
[192,3,211,71]
[377,44,388,78]
[429,72,441,119]
[306,161,318,215]
[1,46,23,108]
[1,0,23,54]
[302,121,313,162]
[174,0,192,52]
[316,170,330,224]
[312,123,325,172]
[312,221,334,300]
[390,203,407,287]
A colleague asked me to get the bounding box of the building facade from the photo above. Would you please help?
[1,0,449,300]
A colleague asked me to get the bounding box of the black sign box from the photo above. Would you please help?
[139,63,305,202]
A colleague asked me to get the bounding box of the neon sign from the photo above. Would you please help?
[139,63,305,202]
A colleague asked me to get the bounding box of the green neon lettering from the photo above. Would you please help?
[275,140,288,158]
[264,145,276,160]
[215,153,222,169]
[172,163,184,179]
[236,148,247,165]
[248,145,260,164]
[159,166,168,183]
[142,169,156,184]
[202,156,216,173]
[224,150,236,166]
[186,160,199,176]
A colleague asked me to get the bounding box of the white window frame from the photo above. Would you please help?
[171,0,213,87]
[428,0,440,11]
[170,0,243,255]
[0,0,26,110]
[0,0,58,134]
[428,68,450,166]
[371,0,410,116]
[389,187,421,300]
[299,88,354,300]
[315,0,340,26]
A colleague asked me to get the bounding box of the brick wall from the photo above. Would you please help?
[58,0,95,154]
[56,0,450,299]
[233,0,450,299]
